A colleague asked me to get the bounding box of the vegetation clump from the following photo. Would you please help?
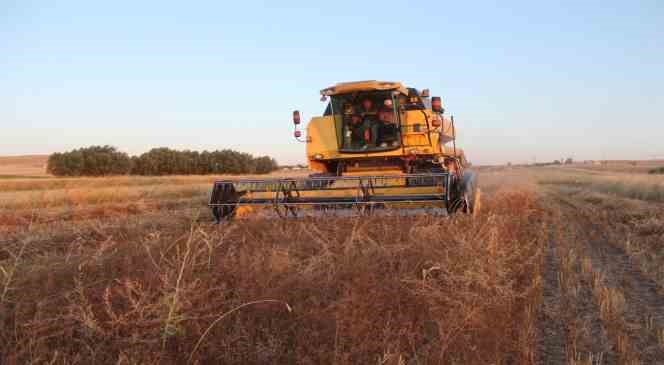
[648,166,664,174]
[47,145,132,176]
[47,145,279,176]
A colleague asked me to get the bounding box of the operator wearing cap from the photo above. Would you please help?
[357,98,378,147]
[359,98,376,115]
[350,114,369,148]
[377,98,398,147]
[342,103,365,149]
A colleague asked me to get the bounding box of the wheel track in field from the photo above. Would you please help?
[539,199,618,365]
[536,227,568,364]
[557,216,618,364]
[555,192,664,364]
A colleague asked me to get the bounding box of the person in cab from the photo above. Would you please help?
[357,98,378,148]
[350,114,371,149]
[377,98,399,147]
[341,102,370,149]
[359,98,376,116]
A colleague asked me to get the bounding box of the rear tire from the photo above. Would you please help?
[448,171,479,215]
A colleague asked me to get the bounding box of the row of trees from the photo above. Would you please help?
[649,166,664,175]
[47,146,279,176]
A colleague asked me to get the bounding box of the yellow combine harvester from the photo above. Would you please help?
[209,80,479,221]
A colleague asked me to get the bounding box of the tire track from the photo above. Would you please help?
[584,234,664,363]
[573,265,618,364]
[537,229,567,364]
[554,202,618,365]
[556,193,664,364]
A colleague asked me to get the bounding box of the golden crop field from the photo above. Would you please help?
[0,155,49,178]
[1,165,664,364]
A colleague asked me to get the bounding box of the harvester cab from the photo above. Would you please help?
[209,80,479,221]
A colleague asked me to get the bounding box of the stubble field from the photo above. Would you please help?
[1,165,663,364]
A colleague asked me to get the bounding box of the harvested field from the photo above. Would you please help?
[0,155,49,178]
[1,167,663,364]
[566,160,664,174]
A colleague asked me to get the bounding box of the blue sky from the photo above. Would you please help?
[1,0,662,165]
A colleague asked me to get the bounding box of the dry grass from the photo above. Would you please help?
[549,206,638,364]
[3,165,663,363]
[0,171,547,364]
[0,184,210,210]
[542,173,664,290]
[536,167,664,202]
[541,167,664,364]
[0,171,309,228]
[0,169,308,192]
[567,160,664,174]
[0,155,49,177]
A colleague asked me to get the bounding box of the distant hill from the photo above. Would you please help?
[0,155,49,177]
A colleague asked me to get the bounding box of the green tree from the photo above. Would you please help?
[50,146,279,176]
[47,146,131,176]
[254,156,279,174]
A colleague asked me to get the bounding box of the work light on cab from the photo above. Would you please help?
[431,97,443,113]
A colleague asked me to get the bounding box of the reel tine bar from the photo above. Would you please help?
[209,173,451,210]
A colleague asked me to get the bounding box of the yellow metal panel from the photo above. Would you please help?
[306,116,339,160]
[404,134,429,146]
[320,80,408,96]
[401,110,434,148]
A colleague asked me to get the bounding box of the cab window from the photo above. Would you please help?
[329,91,402,152]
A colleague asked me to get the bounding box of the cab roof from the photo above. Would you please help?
[320,80,408,96]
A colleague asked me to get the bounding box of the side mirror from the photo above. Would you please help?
[431,96,443,113]
[292,110,301,125]
[294,130,302,138]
